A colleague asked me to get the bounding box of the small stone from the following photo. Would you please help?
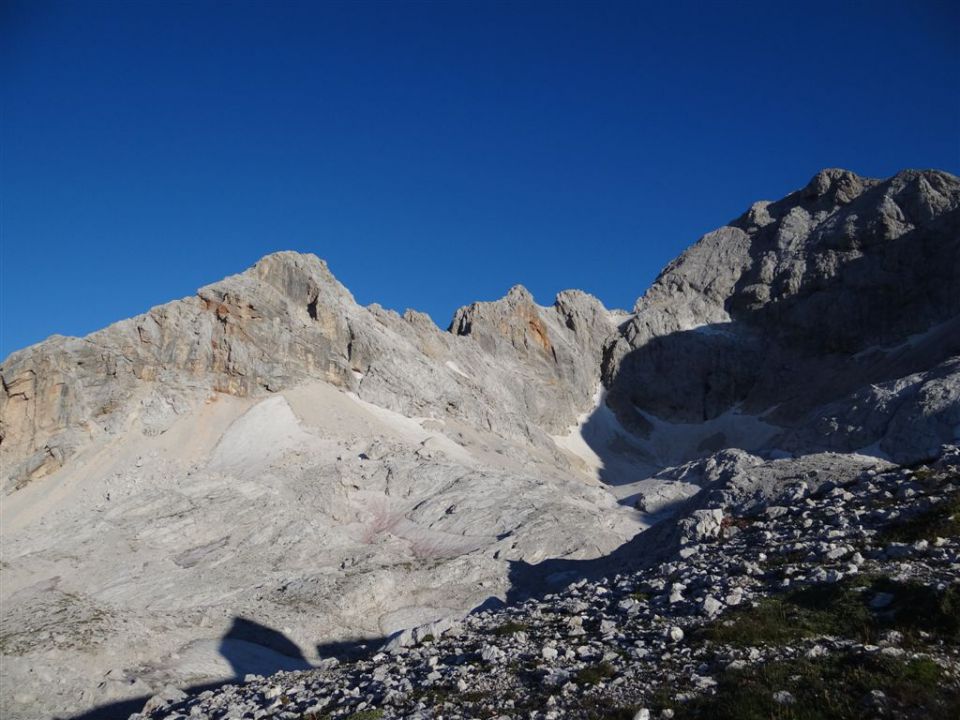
[880,630,903,646]
[701,595,724,617]
[141,685,188,714]
[773,690,795,705]
[480,645,502,663]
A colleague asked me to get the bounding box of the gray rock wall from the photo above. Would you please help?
[602,169,960,463]
[1,253,619,491]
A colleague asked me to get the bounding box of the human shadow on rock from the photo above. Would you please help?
[219,616,311,678]
[66,618,310,720]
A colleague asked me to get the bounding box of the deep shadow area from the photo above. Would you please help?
[219,616,310,678]
[315,635,385,662]
[64,680,226,720]
[600,187,960,470]
[575,393,660,488]
[501,512,681,607]
[222,617,304,658]
[602,292,960,473]
[64,618,312,720]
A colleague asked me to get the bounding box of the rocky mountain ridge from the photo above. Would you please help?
[1,252,618,493]
[602,168,960,463]
[1,167,958,720]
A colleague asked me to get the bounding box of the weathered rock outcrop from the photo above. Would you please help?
[1,253,619,492]
[1,254,354,486]
[448,285,620,433]
[603,169,960,463]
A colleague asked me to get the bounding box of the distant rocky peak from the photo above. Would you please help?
[448,283,616,362]
[603,168,960,464]
[801,168,872,205]
[505,283,534,302]
[632,168,960,339]
[449,285,556,357]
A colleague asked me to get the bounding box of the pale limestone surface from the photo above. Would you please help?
[1,168,958,720]
[1,252,638,719]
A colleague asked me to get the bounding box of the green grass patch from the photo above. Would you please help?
[664,652,959,720]
[344,711,384,720]
[492,620,529,636]
[574,661,617,685]
[701,576,959,647]
[879,492,960,543]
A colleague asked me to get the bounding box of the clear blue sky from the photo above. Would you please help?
[2,0,958,358]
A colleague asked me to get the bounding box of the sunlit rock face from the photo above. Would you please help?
[0,250,632,720]
[1,168,958,720]
[1,251,624,493]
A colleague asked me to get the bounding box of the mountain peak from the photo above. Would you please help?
[801,167,871,204]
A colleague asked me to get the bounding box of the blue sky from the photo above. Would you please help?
[2,0,958,358]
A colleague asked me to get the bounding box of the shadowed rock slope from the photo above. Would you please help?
[603,168,960,464]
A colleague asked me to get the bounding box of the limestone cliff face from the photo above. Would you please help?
[0,254,618,491]
[602,168,960,462]
[1,253,354,488]
[3,168,959,490]
[448,285,619,433]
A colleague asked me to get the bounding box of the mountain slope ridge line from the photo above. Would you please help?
[1,167,958,720]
